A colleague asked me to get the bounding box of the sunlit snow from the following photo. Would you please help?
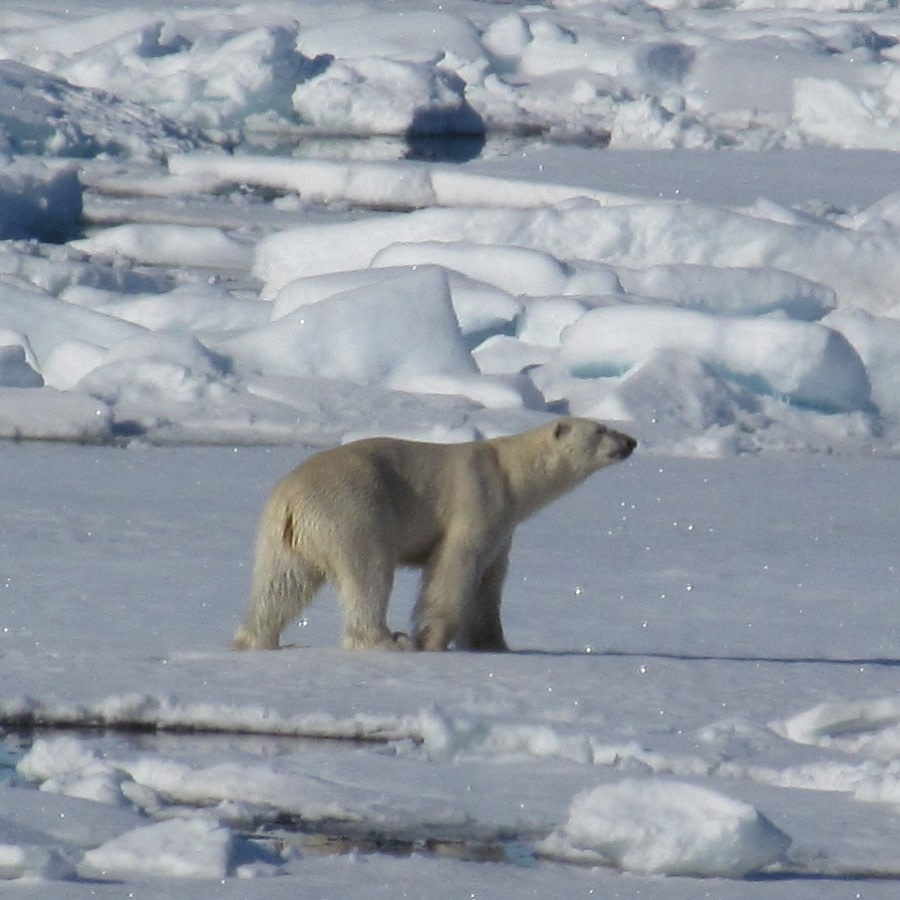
[2,0,900,896]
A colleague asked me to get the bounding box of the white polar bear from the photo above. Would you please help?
[233,418,636,652]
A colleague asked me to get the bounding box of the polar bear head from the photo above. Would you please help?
[546,417,636,481]
[496,417,636,520]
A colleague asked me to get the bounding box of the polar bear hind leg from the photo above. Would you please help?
[234,527,411,651]
[332,543,411,651]
[232,535,325,650]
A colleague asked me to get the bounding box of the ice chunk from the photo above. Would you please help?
[292,57,481,138]
[616,264,836,320]
[544,779,790,878]
[558,305,871,413]
[482,13,532,59]
[80,817,234,881]
[76,333,230,407]
[272,265,520,345]
[42,340,110,391]
[371,241,569,297]
[291,11,484,137]
[71,224,252,270]
[221,266,476,386]
[0,845,75,882]
[795,78,900,151]
[825,309,900,422]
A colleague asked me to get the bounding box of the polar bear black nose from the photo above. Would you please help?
[615,433,637,459]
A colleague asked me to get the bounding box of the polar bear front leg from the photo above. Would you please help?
[413,539,485,651]
[457,542,511,652]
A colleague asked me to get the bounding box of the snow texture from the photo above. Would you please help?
[0,0,897,452]
[2,0,900,896]
[1,446,900,898]
[543,780,791,877]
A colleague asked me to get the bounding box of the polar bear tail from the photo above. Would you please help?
[232,528,324,650]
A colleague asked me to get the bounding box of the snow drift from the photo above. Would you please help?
[543,779,791,878]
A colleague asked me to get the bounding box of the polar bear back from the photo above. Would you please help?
[267,437,510,571]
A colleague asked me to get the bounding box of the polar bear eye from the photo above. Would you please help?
[553,421,572,440]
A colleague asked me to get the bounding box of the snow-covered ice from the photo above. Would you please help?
[2,0,900,896]
[542,779,791,877]
[0,0,899,450]
[3,446,900,898]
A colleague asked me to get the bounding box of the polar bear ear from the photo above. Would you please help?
[553,421,572,440]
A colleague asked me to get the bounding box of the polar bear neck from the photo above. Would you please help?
[490,431,586,523]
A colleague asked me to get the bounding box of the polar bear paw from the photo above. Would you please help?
[391,631,415,650]
[341,630,414,651]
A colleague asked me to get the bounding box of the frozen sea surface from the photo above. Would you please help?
[3,444,900,896]
[2,0,900,895]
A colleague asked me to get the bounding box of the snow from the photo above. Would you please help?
[542,779,791,877]
[2,0,900,895]
[80,817,245,881]
[0,2,898,449]
[3,447,900,897]
[221,265,477,387]
[71,223,254,270]
[555,305,871,413]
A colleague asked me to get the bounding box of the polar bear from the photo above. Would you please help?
[232,418,636,652]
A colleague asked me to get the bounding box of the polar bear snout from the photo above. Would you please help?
[592,424,636,462]
[611,431,637,460]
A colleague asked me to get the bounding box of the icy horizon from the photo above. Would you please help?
[1,0,900,455]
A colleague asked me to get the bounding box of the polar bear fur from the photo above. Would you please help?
[233,418,636,652]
